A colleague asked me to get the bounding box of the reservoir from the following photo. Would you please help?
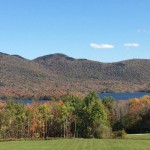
[1,92,150,104]
[99,92,150,100]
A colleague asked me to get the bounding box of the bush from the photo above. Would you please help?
[94,126,112,139]
[113,129,127,139]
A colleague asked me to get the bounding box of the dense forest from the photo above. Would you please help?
[0,92,149,139]
[0,52,150,99]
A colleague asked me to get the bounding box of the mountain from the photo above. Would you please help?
[0,52,150,99]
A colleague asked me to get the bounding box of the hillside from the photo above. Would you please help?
[0,52,150,99]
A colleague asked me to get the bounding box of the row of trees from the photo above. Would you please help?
[0,92,150,139]
[114,96,150,133]
[0,92,111,139]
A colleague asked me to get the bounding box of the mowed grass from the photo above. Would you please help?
[127,133,150,140]
[0,139,150,150]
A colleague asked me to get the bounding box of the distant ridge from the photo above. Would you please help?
[12,55,27,60]
[0,52,9,56]
[0,52,150,99]
[34,53,75,62]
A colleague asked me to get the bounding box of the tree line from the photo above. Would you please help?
[0,92,150,139]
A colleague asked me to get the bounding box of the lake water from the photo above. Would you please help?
[99,92,150,100]
[2,92,150,104]
[2,99,50,104]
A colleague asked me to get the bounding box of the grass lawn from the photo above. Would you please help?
[127,133,150,140]
[0,139,150,150]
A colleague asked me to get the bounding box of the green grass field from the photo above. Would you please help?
[0,139,150,150]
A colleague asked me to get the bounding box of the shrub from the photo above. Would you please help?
[113,129,127,139]
[94,126,112,139]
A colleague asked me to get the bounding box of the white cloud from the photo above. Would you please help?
[90,43,114,49]
[124,43,140,47]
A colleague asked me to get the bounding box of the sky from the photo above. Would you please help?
[0,0,150,62]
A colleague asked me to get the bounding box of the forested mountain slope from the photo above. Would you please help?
[0,52,150,99]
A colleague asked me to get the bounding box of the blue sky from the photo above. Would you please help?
[0,0,150,62]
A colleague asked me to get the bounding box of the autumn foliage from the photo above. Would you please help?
[0,93,150,140]
[0,92,110,139]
